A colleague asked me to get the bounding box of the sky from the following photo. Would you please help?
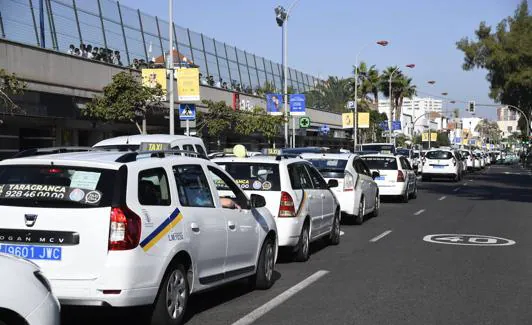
[120,0,523,120]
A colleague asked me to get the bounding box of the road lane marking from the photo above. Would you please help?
[340,231,345,236]
[231,270,329,325]
[453,187,461,192]
[414,209,425,215]
[438,196,446,201]
[370,230,392,242]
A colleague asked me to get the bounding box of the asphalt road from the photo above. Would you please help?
[62,163,532,325]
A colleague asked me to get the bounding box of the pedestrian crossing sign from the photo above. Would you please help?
[179,104,196,121]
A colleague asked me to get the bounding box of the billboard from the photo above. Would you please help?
[422,132,437,142]
[358,112,370,128]
[142,68,167,101]
[342,113,353,128]
[266,94,283,115]
[176,67,200,101]
[289,94,306,116]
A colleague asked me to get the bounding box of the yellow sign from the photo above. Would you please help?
[142,69,167,101]
[342,113,353,129]
[233,144,247,158]
[358,112,370,129]
[177,67,200,101]
[422,132,437,142]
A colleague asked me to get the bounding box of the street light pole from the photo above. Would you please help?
[168,0,174,135]
[353,40,388,152]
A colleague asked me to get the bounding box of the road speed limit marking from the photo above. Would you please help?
[423,234,515,247]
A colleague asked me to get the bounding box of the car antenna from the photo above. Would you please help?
[126,136,129,145]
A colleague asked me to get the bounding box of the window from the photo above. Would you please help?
[288,164,313,190]
[138,168,171,206]
[173,165,214,208]
[305,165,328,189]
[400,157,412,170]
[426,151,453,160]
[215,162,281,191]
[359,160,372,176]
[361,157,398,170]
[195,145,207,158]
[208,166,249,209]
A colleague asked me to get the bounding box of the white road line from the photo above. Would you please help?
[231,270,329,325]
[370,230,392,242]
[438,196,447,201]
[340,231,345,236]
[414,209,425,216]
[453,187,461,192]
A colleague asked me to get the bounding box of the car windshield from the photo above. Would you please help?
[361,145,395,154]
[0,165,115,208]
[215,162,281,191]
[412,153,420,158]
[361,157,398,170]
[307,159,348,178]
[426,151,453,159]
[396,149,410,157]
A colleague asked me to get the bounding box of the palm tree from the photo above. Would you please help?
[305,76,351,113]
[379,66,404,118]
[351,61,381,110]
[395,76,417,118]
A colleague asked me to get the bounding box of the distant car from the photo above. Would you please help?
[11,146,93,158]
[0,253,60,325]
[213,155,340,262]
[361,154,417,202]
[422,149,462,182]
[301,153,380,225]
[92,134,208,157]
[459,149,477,171]
[360,143,396,155]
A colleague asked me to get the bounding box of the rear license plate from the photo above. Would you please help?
[375,176,385,180]
[434,165,444,169]
[0,244,62,261]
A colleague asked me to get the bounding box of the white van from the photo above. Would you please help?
[93,134,208,157]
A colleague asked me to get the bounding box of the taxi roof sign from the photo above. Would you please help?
[139,142,171,151]
[233,144,247,158]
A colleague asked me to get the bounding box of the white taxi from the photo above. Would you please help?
[213,155,341,262]
[360,154,417,202]
[0,149,277,325]
[301,153,379,225]
[421,149,461,182]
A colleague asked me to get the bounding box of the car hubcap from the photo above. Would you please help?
[265,243,274,281]
[334,215,340,237]
[302,229,309,256]
[166,270,186,319]
[359,200,365,218]
[375,196,379,210]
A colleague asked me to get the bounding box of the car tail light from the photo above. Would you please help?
[397,170,405,182]
[278,191,296,218]
[109,207,141,250]
[343,172,354,192]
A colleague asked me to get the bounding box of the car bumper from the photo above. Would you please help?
[26,292,61,325]
[376,183,407,196]
[276,217,304,247]
[422,172,456,178]
[332,190,357,215]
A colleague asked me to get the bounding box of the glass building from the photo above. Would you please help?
[0,0,319,94]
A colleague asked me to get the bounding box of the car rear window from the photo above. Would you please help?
[0,165,116,208]
[360,157,398,170]
[361,145,395,154]
[307,159,348,178]
[426,151,453,159]
[215,163,281,191]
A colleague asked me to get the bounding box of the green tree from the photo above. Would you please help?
[456,0,532,134]
[435,132,451,147]
[84,72,165,134]
[380,67,416,119]
[352,61,381,109]
[0,68,27,115]
[305,76,351,113]
[196,100,236,137]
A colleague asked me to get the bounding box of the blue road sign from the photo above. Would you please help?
[320,124,330,135]
[454,137,462,144]
[289,94,306,116]
[179,104,196,121]
[266,94,283,115]
[378,120,402,131]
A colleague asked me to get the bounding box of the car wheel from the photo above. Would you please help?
[370,194,380,218]
[354,197,365,225]
[294,223,310,262]
[151,264,189,325]
[327,210,341,245]
[251,237,275,290]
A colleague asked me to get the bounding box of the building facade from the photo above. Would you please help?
[496,106,520,138]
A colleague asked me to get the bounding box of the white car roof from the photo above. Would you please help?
[93,134,204,147]
[300,153,353,160]
[212,155,302,165]
[359,153,397,159]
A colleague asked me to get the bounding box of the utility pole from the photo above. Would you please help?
[168,0,175,135]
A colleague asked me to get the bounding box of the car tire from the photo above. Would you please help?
[327,210,341,245]
[151,263,189,325]
[370,194,380,218]
[453,174,459,182]
[422,175,431,182]
[251,237,276,290]
[354,197,365,225]
[294,223,310,262]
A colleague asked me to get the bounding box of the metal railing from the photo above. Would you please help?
[0,0,319,94]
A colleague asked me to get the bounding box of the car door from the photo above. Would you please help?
[207,166,258,277]
[304,163,335,235]
[400,157,415,193]
[356,159,376,210]
[289,163,322,239]
[172,164,227,284]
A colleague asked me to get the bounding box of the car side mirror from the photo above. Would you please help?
[372,171,380,179]
[327,179,339,188]
[250,194,266,208]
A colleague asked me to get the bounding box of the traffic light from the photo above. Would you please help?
[468,101,475,113]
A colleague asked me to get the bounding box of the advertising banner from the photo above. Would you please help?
[142,68,167,101]
[358,112,370,128]
[342,113,353,129]
[266,94,283,115]
[177,67,200,101]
